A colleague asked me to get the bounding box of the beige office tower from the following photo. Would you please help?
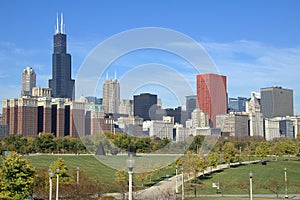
[21,67,36,96]
[102,73,120,114]
[246,93,264,137]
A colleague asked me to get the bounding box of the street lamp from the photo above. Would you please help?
[56,168,60,200]
[175,165,178,194]
[249,171,253,200]
[284,168,288,199]
[76,167,80,184]
[126,154,135,200]
[181,167,184,200]
[49,169,54,200]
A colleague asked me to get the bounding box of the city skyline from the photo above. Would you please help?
[1,1,300,114]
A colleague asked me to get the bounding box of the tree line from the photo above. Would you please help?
[0,133,87,154]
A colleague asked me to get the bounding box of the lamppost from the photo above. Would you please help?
[49,169,54,200]
[181,167,184,200]
[249,171,253,200]
[284,168,288,199]
[76,167,80,184]
[126,154,135,200]
[175,165,179,194]
[56,168,60,200]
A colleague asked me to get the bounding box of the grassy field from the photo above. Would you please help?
[185,160,300,195]
[23,154,178,186]
[1,154,299,195]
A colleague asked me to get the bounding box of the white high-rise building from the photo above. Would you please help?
[119,99,133,116]
[246,93,264,137]
[21,67,36,96]
[191,109,209,128]
[102,75,120,114]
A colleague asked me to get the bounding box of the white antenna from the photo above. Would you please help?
[106,71,108,80]
[114,70,117,80]
[55,13,59,34]
[60,13,64,34]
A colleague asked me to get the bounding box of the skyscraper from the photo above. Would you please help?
[102,74,120,114]
[186,95,197,119]
[21,67,36,96]
[260,86,293,118]
[133,93,157,121]
[196,74,227,127]
[49,13,75,100]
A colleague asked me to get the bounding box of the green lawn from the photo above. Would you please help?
[185,160,300,195]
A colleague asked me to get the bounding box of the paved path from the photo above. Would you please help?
[105,160,261,199]
[135,161,256,199]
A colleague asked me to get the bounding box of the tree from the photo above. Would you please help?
[255,141,269,161]
[115,170,128,199]
[33,133,55,153]
[260,178,283,198]
[222,142,237,167]
[50,157,69,182]
[0,151,35,199]
[206,152,219,173]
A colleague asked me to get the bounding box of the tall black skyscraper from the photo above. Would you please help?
[49,13,75,100]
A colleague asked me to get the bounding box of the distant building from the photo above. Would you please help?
[289,116,300,138]
[228,97,247,112]
[119,99,133,116]
[260,86,293,118]
[216,113,249,138]
[165,106,182,124]
[21,67,36,96]
[102,77,120,114]
[196,74,227,127]
[279,119,294,138]
[2,97,85,137]
[264,119,280,141]
[186,95,197,119]
[143,118,174,140]
[32,87,52,98]
[0,125,8,137]
[49,14,75,100]
[134,93,157,121]
[190,108,209,128]
[85,96,102,104]
[246,93,264,137]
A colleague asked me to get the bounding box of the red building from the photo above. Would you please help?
[196,74,227,127]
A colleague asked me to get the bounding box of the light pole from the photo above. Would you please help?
[56,168,60,200]
[249,171,253,200]
[284,168,288,199]
[76,167,80,184]
[175,165,178,194]
[181,167,184,200]
[49,169,54,200]
[126,154,135,200]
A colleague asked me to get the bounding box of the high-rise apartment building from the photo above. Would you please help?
[228,97,247,112]
[260,86,293,118]
[21,67,36,96]
[196,74,227,127]
[102,77,120,114]
[49,14,75,100]
[134,93,157,121]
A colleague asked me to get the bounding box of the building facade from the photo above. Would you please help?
[186,95,197,119]
[134,93,157,121]
[49,14,75,100]
[216,113,249,138]
[260,86,293,118]
[102,78,120,114]
[196,74,227,127]
[21,67,36,96]
[246,93,264,137]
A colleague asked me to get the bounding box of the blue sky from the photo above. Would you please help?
[1,0,300,114]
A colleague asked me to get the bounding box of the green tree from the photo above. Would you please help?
[0,152,35,199]
[33,133,54,153]
[50,157,69,182]
[255,141,269,161]
[222,142,237,167]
